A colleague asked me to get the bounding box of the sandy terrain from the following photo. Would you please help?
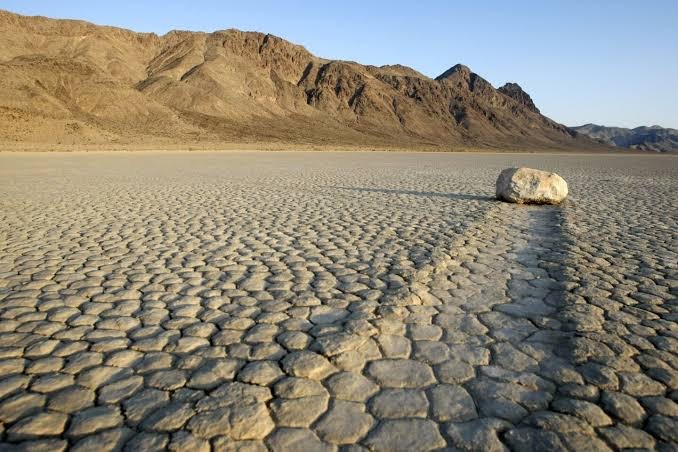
[0,152,676,450]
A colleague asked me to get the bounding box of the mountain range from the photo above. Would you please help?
[570,124,677,153]
[0,9,609,151]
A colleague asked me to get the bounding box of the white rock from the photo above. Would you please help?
[496,167,568,204]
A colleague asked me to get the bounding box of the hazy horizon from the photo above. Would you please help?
[2,0,676,129]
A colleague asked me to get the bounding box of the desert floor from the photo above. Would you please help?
[0,151,676,451]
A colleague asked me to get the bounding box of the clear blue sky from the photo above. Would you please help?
[2,0,677,128]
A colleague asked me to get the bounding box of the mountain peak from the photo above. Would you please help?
[435,63,471,81]
[498,82,540,113]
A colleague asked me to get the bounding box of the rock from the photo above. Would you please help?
[496,167,568,204]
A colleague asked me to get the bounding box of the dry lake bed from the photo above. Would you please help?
[0,151,676,451]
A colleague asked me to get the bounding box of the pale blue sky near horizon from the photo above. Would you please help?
[2,0,677,129]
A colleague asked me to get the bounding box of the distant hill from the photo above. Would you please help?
[571,124,678,153]
[0,9,608,151]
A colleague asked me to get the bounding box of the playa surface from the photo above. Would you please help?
[0,152,676,451]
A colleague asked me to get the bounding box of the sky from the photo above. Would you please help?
[2,0,677,128]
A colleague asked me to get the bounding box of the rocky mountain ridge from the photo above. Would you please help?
[0,9,606,150]
[571,124,678,153]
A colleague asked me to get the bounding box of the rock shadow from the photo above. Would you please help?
[330,186,497,202]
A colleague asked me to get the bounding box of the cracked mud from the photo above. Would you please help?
[0,152,676,451]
